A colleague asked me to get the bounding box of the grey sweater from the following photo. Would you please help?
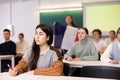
[23,47,58,69]
[64,38,98,61]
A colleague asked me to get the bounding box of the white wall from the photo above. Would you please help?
[0,0,83,45]
[0,1,39,46]
[0,3,10,42]
[0,0,117,45]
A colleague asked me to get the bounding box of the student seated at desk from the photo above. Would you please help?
[64,27,98,61]
[105,30,116,46]
[15,33,29,65]
[0,29,16,72]
[9,24,63,76]
[16,33,29,55]
[0,29,16,55]
[101,27,120,64]
[92,29,107,55]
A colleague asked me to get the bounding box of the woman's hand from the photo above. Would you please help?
[25,70,34,74]
[53,21,56,26]
[109,60,119,64]
[73,58,80,61]
[67,56,73,61]
[8,67,17,76]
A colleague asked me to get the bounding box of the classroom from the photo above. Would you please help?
[0,0,120,80]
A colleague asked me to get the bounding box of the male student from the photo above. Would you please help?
[0,29,16,72]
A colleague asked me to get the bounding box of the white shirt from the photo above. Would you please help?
[16,40,29,54]
[100,39,120,62]
[93,39,107,52]
[105,38,116,46]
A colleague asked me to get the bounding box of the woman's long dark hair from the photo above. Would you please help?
[66,15,76,27]
[116,27,120,38]
[28,24,53,70]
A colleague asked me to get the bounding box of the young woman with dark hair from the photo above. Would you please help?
[9,24,63,76]
[65,15,76,27]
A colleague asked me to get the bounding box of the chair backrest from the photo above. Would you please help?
[81,66,120,79]
[63,63,70,76]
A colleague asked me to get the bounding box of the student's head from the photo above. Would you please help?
[77,27,89,41]
[92,29,102,40]
[29,24,53,70]
[116,27,120,41]
[18,33,24,42]
[3,29,10,41]
[65,15,75,27]
[109,30,116,40]
[34,24,53,46]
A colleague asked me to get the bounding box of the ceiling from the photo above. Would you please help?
[0,0,37,4]
[0,0,120,4]
[0,0,119,4]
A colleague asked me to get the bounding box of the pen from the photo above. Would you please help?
[7,64,13,70]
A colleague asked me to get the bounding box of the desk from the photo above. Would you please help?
[0,72,113,80]
[63,60,120,68]
[38,76,113,80]
[0,55,15,72]
[63,60,120,78]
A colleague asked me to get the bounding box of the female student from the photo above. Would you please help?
[16,33,29,54]
[64,27,98,61]
[101,27,120,64]
[15,33,29,65]
[54,15,78,56]
[9,24,63,76]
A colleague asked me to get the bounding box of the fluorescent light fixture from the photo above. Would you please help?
[37,6,82,12]
[38,1,83,12]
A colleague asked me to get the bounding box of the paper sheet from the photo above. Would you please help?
[61,27,78,50]
[0,72,41,80]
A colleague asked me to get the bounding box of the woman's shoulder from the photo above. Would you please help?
[50,46,60,52]
[85,38,94,45]
[24,46,32,55]
[111,39,118,45]
[49,46,62,60]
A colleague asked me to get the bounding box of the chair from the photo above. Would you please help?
[63,63,82,76]
[0,55,15,72]
[63,63,70,76]
[81,66,120,79]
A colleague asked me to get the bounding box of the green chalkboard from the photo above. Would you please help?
[40,10,83,32]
